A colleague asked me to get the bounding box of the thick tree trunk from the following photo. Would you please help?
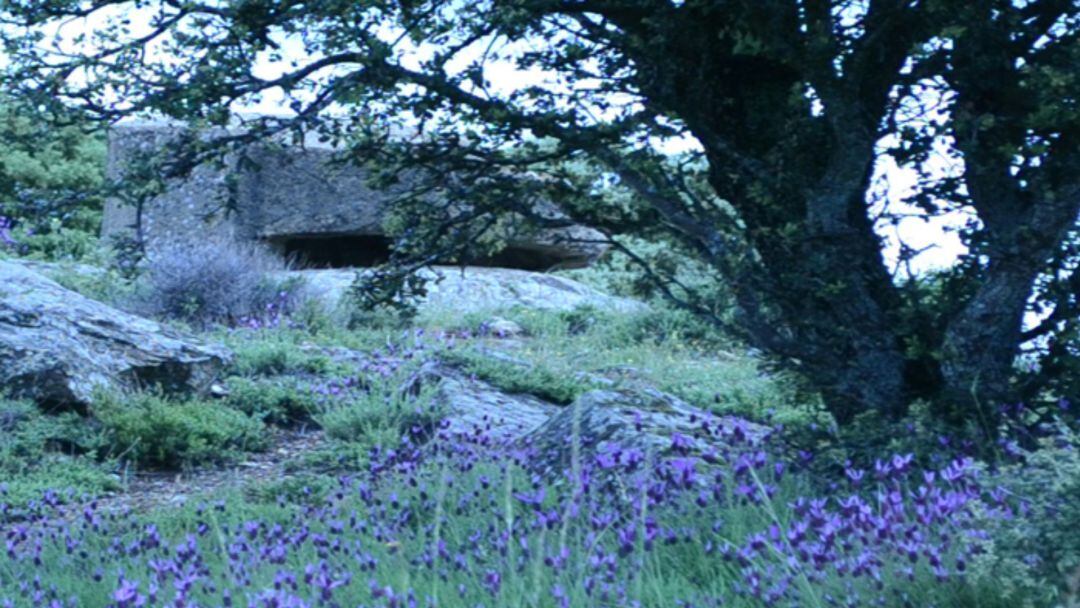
[940,261,1037,424]
[811,328,909,425]
[940,184,1080,422]
[705,166,911,423]
[599,0,924,425]
[721,242,910,423]
[785,236,910,424]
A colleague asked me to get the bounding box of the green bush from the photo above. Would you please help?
[229,338,343,377]
[0,398,37,432]
[7,219,105,262]
[0,399,118,510]
[0,101,106,263]
[316,378,439,446]
[95,392,267,469]
[288,296,341,334]
[0,399,107,461]
[970,425,1080,604]
[223,377,321,425]
[41,263,131,303]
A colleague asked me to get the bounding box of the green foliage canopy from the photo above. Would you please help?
[0,99,105,260]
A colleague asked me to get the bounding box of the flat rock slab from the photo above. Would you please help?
[401,356,768,476]
[521,387,771,477]
[4,259,107,280]
[402,360,560,444]
[285,266,647,315]
[0,260,231,408]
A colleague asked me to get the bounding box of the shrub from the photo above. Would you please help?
[0,398,36,432]
[95,392,267,469]
[289,295,342,333]
[0,101,106,263]
[127,237,309,328]
[971,424,1080,604]
[223,377,321,425]
[316,377,439,446]
[0,398,117,512]
[0,399,107,462]
[7,215,104,261]
[41,262,131,304]
[228,338,344,377]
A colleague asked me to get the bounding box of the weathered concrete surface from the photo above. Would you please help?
[102,122,241,248]
[282,266,648,314]
[0,260,230,408]
[103,121,607,270]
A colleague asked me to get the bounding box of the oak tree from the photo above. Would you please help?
[3,0,1077,427]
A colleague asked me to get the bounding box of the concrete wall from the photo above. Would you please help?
[103,120,606,269]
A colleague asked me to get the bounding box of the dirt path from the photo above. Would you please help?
[84,428,326,517]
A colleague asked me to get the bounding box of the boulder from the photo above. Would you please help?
[103,121,607,271]
[284,266,647,314]
[402,361,560,443]
[402,355,768,476]
[4,259,107,281]
[0,260,231,408]
[481,316,526,338]
[521,387,771,478]
[3,259,647,318]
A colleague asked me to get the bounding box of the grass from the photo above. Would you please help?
[438,347,592,404]
[225,334,349,377]
[0,302,798,505]
[0,304,1064,606]
[0,432,1027,608]
[316,376,440,445]
[422,305,814,425]
[16,258,133,304]
[222,376,323,425]
[0,303,813,517]
[0,399,119,511]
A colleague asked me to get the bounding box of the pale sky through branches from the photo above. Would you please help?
[39,4,969,278]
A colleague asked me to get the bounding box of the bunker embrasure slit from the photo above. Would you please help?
[271,234,583,271]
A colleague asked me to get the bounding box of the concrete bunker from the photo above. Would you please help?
[102,121,607,272]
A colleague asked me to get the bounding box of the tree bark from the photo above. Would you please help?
[937,2,1080,425]
[940,186,1080,422]
[939,262,1037,423]
[701,160,911,423]
[779,204,910,424]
